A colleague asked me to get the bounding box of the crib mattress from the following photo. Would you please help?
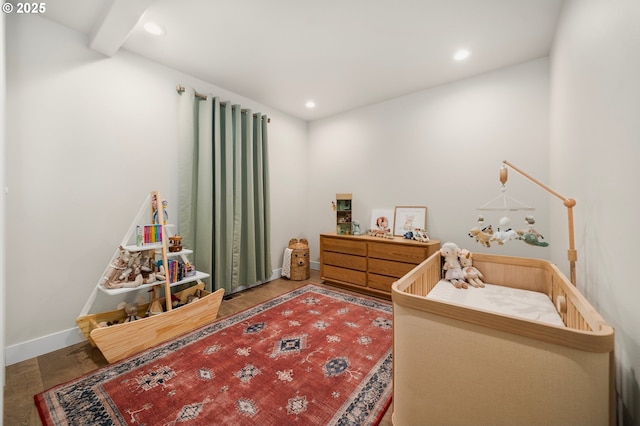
[426,280,565,327]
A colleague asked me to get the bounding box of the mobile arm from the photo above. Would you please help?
[502,160,577,285]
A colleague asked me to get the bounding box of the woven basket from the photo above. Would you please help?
[290,253,310,280]
[288,238,310,281]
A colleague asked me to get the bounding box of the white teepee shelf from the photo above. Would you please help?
[75,191,224,363]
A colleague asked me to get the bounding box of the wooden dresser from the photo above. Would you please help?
[320,233,441,298]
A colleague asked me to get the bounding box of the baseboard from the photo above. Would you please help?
[5,263,322,366]
[5,326,86,366]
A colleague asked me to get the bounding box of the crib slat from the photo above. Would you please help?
[392,252,614,353]
[392,251,615,426]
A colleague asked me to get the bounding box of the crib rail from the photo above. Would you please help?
[396,251,441,296]
[392,252,614,353]
[547,261,610,333]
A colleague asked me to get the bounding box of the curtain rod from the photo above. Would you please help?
[176,85,271,123]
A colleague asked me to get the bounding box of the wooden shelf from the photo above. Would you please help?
[77,191,223,363]
[335,193,353,235]
[159,248,193,257]
[98,271,209,295]
[121,243,163,252]
[79,284,224,363]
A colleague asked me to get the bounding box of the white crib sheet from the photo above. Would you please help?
[426,280,565,327]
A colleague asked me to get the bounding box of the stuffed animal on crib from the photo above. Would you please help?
[288,238,310,280]
[440,242,467,289]
[458,249,485,288]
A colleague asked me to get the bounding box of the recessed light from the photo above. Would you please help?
[305,101,316,108]
[144,22,166,36]
[453,49,470,61]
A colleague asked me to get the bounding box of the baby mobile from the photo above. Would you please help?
[469,160,578,285]
[469,162,549,248]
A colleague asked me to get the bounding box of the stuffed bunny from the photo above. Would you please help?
[440,242,467,289]
[459,249,485,288]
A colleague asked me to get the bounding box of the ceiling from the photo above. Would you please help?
[40,0,564,121]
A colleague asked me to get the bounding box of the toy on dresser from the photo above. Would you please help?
[403,228,430,242]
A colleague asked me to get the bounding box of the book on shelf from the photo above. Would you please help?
[157,259,196,283]
[136,224,163,247]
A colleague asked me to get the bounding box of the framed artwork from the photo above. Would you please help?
[370,209,394,234]
[393,206,427,236]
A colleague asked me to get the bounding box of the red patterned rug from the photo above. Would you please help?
[35,284,393,425]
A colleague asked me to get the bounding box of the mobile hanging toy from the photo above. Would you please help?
[470,163,548,248]
[470,160,578,285]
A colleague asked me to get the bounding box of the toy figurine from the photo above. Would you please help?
[352,221,362,235]
[440,242,467,289]
[152,193,169,225]
[459,249,485,288]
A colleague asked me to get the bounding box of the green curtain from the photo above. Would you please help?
[178,88,271,293]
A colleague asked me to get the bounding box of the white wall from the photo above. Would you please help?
[307,58,552,263]
[1,5,6,414]
[4,15,308,364]
[551,1,640,423]
[10,13,637,424]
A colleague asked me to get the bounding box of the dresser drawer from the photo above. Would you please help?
[322,251,367,271]
[320,234,440,297]
[367,273,397,292]
[368,258,417,278]
[322,265,367,286]
[368,241,428,264]
[321,237,367,256]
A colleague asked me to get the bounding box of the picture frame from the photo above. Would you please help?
[393,206,427,236]
[370,209,394,234]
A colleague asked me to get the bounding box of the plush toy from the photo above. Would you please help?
[490,216,520,245]
[138,251,156,284]
[141,272,156,284]
[494,228,520,244]
[351,220,362,235]
[186,293,200,304]
[521,232,549,247]
[101,248,130,288]
[147,286,164,316]
[412,228,430,242]
[116,251,144,284]
[440,242,467,289]
[369,228,393,238]
[155,264,166,281]
[458,249,485,288]
[468,226,493,248]
[518,216,549,247]
[102,248,145,289]
[151,193,168,225]
[118,301,140,323]
[288,238,310,280]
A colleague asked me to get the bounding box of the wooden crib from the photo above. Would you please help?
[391,252,615,426]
